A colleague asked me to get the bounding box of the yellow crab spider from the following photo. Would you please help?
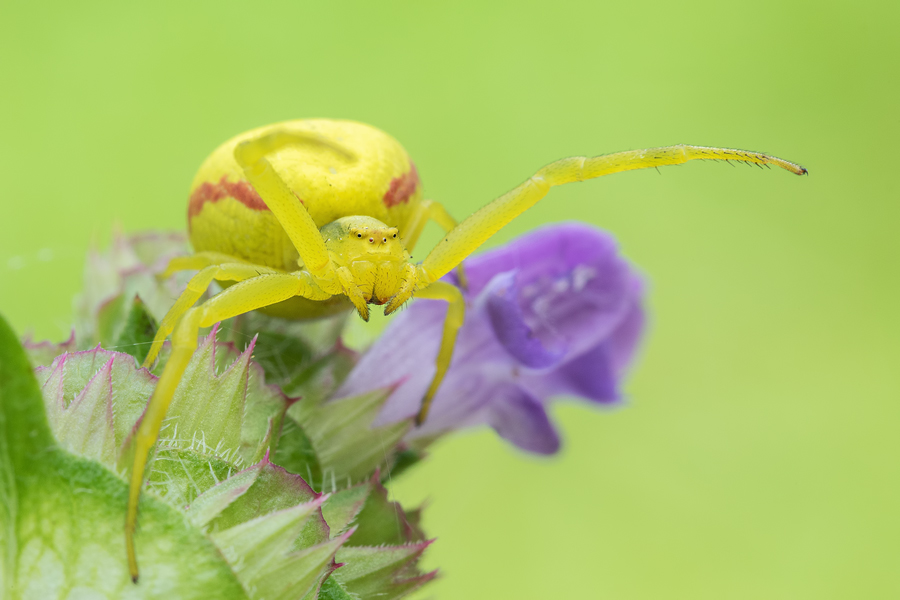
[125,119,806,580]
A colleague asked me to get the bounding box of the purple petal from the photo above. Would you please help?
[487,385,560,454]
[462,223,640,364]
[335,300,444,423]
[454,222,619,289]
[605,274,646,377]
[483,272,566,368]
[335,300,505,429]
[530,342,620,404]
[518,259,635,361]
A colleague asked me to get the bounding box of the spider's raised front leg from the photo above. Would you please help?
[126,270,331,582]
[402,199,468,288]
[421,145,807,280]
[234,130,353,291]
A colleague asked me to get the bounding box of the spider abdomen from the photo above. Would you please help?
[188,119,424,272]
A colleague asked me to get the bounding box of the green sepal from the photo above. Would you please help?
[209,495,351,600]
[253,531,351,600]
[322,479,371,535]
[114,294,159,364]
[278,386,411,490]
[275,417,325,490]
[210,498,324,578]
[333,543,436,600]
[182,456,346,599]
[137,326,290,506]
[35,346,156,465]
[23,330,77,368]
[186,464,259,529]
[316,578,357,600]
[384,445,428,480]
[96,292,128,348]
[224,312,349,377]
[76,231,193,348]
[205,458,330,550]
[348,473,425,547]
[161,325,248,462]
[280,345,357,407]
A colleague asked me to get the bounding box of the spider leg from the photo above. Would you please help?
[142,261,285,368]
[402,199,468,289]
[126,271,331,582]
[402,199,460,251]
[158,251,251,280]
[234,130,354,290]
[421,145,807,280]
[412,281,465,425]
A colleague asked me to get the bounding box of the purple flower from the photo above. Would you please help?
[335,223,646,454]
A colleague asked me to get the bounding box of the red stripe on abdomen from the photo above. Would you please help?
[188,176,270,219]
[383,162,420,207]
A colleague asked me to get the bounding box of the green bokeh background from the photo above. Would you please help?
[1,1,896,598]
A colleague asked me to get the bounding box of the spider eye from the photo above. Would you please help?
[392,233,397,238]
[382,237,387,242]
[357,233,362,238]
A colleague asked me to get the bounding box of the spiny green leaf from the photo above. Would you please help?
[21,229,438,599]
[0,312,248,598]
[135,327,291,506]
[153,326,292,466]
[30,325,292,517]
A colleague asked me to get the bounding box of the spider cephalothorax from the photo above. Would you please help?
[319,216,421,317]
[126,118,806,580]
